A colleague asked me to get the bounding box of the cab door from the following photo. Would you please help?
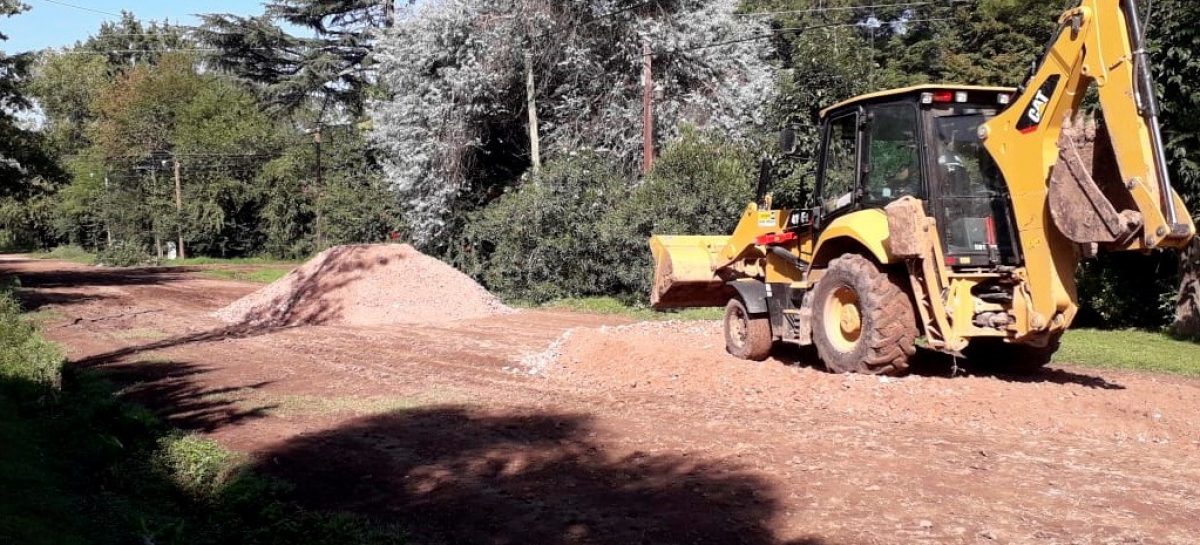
[862,103,925,207]
[815,109,863,228]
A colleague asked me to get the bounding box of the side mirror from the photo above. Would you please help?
[779,127,798,156]
[755,156,773,205]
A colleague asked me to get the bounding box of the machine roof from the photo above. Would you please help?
[818,84,1018,119]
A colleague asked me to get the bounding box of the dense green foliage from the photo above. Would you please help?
[0,284,404,544]
[463,130,755,302]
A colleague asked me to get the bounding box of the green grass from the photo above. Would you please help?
[197,267,294,284]
[169,256,301,267]
[21,309,66,327]
[166,256,298,284]
[32,245,96,265]
[532,296,724,321]
[1057,328,1200,377]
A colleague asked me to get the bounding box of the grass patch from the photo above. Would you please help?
[109,327,170,342]
[1056,328,1200,377]
[169,256,301,267]
[33,245,95,265]
[268,394,434,417]
[196,389,445,418]
[197,267,293,284]
[532,296,724,321]
[21,308,65,327]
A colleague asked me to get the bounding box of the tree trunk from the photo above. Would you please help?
[1173,237,1200,338]
[174,158,186,260]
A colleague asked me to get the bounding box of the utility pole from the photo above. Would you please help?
[642,39,655,175]
[173,157,186,260]
[314,125,324,250]
[150,168,162,260]
[525,50,542,174]
[103,174,113,248]
[384,0,396,28]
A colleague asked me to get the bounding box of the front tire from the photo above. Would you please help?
[812,254,918,376]
[724,297,773,361]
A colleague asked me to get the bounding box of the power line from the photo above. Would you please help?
[735,0,973,18]
[532,0,663,40]
[34,0,121,17]
[664,17,952,54]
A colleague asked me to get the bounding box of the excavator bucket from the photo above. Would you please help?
[1049,115,1144,245]
[649,235,735,309]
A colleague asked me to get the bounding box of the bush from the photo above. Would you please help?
[39,245,96,264]
[463,130,758,303]
[157,434,243,497]
[462,152,634,302]
[96,242,153,267]
[1076,252,1178,330]
[0,281,64,393]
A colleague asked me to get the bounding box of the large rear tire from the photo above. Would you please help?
[965,335,1061,375]
[812,254,918,376]
[724,297,773,361]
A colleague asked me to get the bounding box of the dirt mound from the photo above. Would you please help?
[215,244,512,327]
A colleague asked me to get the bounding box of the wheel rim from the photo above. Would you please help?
[824,285,862,352]
[729,306,748,348]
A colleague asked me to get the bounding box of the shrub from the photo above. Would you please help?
[0,281,64,393]
[96,241,153,267]
[462,152,634,302]
[1076,252,1178,330]
[157,434,243,498]
[464,130,759,304]
[39,245,96,264]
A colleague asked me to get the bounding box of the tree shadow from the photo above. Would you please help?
[2,262,203,289]
[13,290,116,312]
[252,405,834,545]
[230,245,402,327]
[73,322,294,367]
[771,345,1126,390]
[83,359,279,433]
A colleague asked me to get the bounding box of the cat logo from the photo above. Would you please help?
[1016,75,1061,134]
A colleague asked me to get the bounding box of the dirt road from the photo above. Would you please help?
[5,255,1199,545]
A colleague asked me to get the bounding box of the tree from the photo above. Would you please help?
[196,0,403,118]
[370,0,776,246]
[1148,0,1200,336]
[27,52,109,155]
[79,12,190,70]
[0,0,60,199]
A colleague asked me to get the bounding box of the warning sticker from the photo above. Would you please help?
[757,211,778,227]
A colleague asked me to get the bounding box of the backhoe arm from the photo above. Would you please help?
[981,0,1195,333]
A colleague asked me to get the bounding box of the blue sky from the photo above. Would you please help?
[2,0,271,53]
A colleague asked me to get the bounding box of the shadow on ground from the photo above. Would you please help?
[93,359,279,432]
[252,404,833,545]
[771,345,1126,389]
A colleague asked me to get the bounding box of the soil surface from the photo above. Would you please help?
[5,254,1200,545]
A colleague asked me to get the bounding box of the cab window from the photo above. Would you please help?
[820,113,859,214]
[864,104,922,204]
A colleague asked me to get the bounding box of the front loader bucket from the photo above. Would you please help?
[649,235,735,309]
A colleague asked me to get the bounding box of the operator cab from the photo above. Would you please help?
[813,85,1022,269]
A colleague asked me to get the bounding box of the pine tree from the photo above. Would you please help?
[196,0,403,117]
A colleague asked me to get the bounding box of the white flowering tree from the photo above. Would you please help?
[369,0,776,245]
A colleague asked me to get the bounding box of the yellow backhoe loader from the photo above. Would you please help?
[650,0,1195,375]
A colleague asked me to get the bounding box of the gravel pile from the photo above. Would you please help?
[215,244,512,327]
